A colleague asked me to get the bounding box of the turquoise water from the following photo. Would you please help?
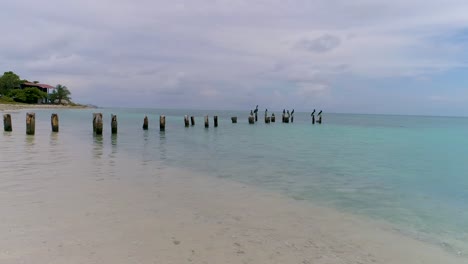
[2,108,468,254]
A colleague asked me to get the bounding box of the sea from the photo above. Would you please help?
[1,108,467,256]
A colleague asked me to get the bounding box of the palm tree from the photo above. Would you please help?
[50,84,71,104]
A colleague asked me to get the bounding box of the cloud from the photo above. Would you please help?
[1,0,468,114]
[295,35,341,53]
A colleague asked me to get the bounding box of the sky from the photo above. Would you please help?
[1,0,468,115]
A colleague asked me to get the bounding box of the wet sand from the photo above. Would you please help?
[0,156,464,264]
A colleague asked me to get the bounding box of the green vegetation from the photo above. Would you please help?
[49,84,72,104]
[0,71,26,95]
[0,71,74,105]
[0,96,18,104]
[8,88,47,104]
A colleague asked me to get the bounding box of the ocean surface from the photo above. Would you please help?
[1,108,467,255]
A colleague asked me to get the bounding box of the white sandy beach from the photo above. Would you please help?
[0,103,90,111]
[0,155,464,264]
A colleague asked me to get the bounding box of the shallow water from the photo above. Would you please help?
[1,108,467,255]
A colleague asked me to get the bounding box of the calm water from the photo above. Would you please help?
[1,108,468,255]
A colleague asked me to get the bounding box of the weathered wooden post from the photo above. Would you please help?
[93,113,103,135]
[254,105,258,122]
[291,109,295,123]
[248,110,255,124]
[160,115,166,131]
[264,109,269,123]
[3,114,12,132]
[214,116,218,127]
[184,115,190,127]
[231,117,237,123]
[204,115,209,128]
[111,114,118,134]
[190,116,195,126]
[266,117,271,123]
[317,111,322,124]
[51,113,59,132]
[143,116,149,130]
[271,113,275,123]
[311,110,316,124]
[285,110,290,123]
[26,112,35,135]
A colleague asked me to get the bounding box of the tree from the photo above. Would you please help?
[0,71,23,95]
[50,84,71,104]
[8,88,47,104]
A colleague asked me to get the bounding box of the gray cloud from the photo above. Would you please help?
[295,35,341,53]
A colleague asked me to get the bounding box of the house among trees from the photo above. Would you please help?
[20,82,56,93]
[20,82,56,103]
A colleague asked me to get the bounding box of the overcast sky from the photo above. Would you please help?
[1,0,468,115]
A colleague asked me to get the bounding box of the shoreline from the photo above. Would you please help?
[1,146,465,263]
[0,103,93,111]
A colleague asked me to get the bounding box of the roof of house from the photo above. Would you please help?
[22,82,56,89]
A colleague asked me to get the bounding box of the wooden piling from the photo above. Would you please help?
[3,114,12,132]
[204,115,209,128]
[111,114,118,134]
[160,115,166,131]
[93,113,103,135]
[51,113,59,132]
[248,115,255,124]
[26,112,35,135]
[214,116,218,127]
[184,115,190,127]
[231,117,237,123]
[271,114,275,123]
[291,115,294,123]
[317,115,322,124]
[266,117,271,123]
[143,116,149,130]
[312,114,315,124]
[190,116,195,126]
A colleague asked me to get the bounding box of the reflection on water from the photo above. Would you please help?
[25,135,35,149]
[159,131,167,161]
[49,132,59,146]
[141,130,150,166]
[109,134,118,171]
[93,135,103,159]
[111,134,118,146]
